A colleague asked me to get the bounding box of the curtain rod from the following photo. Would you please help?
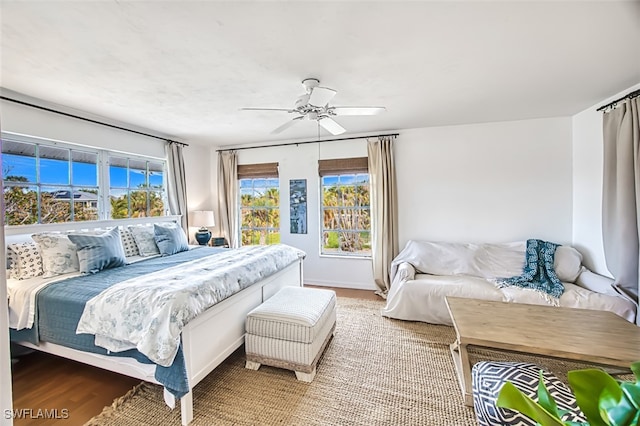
[0,96,189,147]
[216,133,399,152]
[596,89,640,112]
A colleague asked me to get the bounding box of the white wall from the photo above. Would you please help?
[0,98,166,158]
[235,140,375,290]
[572,82,640,276]
[396,118,574,248]
[182,144,215,242]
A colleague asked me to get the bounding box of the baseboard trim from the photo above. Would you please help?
[304,279,377,291]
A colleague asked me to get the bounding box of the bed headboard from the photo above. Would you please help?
[4,215,182,246]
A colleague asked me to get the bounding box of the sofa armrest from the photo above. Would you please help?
[575,269,618,297]
[396,262,416,283]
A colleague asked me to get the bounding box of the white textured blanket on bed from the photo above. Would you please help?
[76,244,305,367]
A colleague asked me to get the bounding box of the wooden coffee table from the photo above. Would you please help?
[445,297,640,406]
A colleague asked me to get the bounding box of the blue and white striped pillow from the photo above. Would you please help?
[67,227,126,274]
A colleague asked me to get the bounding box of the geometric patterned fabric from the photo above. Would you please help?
[119,228,140,257]
[7,242,44,280]
[497,239,565,299]
[472,361,587,426]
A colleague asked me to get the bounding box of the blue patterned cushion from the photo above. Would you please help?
[154,222,189,256]
[68,227,126,274]
[472,361,586,426]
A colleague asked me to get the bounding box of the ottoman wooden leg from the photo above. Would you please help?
[295,366,316,383]
[245,360,261,370]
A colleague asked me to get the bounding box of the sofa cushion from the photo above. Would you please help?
[554,246,584,283]
[397,240,526,279]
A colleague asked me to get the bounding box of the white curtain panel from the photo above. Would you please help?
[166,142,189,231]
[367,136,399,297]
[218,151,239,248]
[602,97,640,324]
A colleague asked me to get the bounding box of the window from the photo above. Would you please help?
[238,162,280,246]
[109,156,165,218]
[2,136,167,225]
[2,140,99,225]
[320,157,371,256]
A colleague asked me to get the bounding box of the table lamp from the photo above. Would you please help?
[191,210,215,245]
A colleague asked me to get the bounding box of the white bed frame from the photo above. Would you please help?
[5,216,304,425]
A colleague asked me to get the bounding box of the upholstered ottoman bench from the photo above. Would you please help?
[244,286,336,382]
[472,361,586,426]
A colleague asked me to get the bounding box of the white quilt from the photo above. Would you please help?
[76,244,304,367]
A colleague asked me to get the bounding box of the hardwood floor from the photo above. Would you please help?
[9,286,380,425]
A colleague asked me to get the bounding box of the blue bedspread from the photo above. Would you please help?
[10,246,227,398]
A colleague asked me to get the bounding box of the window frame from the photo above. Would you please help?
[319,170,372,258]
[1,133,168,226]
[107,154,167,219]
[238,162,280,247]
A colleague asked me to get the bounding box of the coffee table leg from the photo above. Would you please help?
[449,341,474,406]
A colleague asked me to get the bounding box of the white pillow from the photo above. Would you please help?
[31,233,80,277]
[128,225,160,257]
[6,242,44,280]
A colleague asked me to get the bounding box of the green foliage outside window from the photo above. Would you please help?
[240,179,280,246]
[321,174,371,256]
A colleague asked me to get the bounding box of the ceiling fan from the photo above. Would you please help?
[240,78,386,135]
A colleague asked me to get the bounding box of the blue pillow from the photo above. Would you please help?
[68,227,126,274]
[154,223,189,256]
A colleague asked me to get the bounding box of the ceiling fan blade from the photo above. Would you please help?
[240,107,294,112]
[318,117,346,135]
[271,116,304,134]
[308,87,337,107]
[331,106,386,116]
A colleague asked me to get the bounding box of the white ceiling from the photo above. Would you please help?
[1,1,639,147]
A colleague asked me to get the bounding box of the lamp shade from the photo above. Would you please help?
[191,210,215,228]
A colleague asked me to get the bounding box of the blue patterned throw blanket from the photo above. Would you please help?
[497,239,564,299]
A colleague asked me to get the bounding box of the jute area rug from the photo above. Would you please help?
[86,297,596,426]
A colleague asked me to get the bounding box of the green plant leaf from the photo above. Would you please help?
[537,371,561,417]
[620,382,640,410]
[568,369,621,426]
[599,384,640,426]
[631,361,640,382]
[497,382,565,426]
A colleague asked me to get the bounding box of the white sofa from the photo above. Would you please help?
[381,240,637,325]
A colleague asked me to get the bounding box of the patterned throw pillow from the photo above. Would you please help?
[128,225,160,257]
[472,361,586,426]
[68,227,126,274]
[119,228,140,257]
[6,242,44,280]
[154,222,189,256]
[31,233,81,277]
